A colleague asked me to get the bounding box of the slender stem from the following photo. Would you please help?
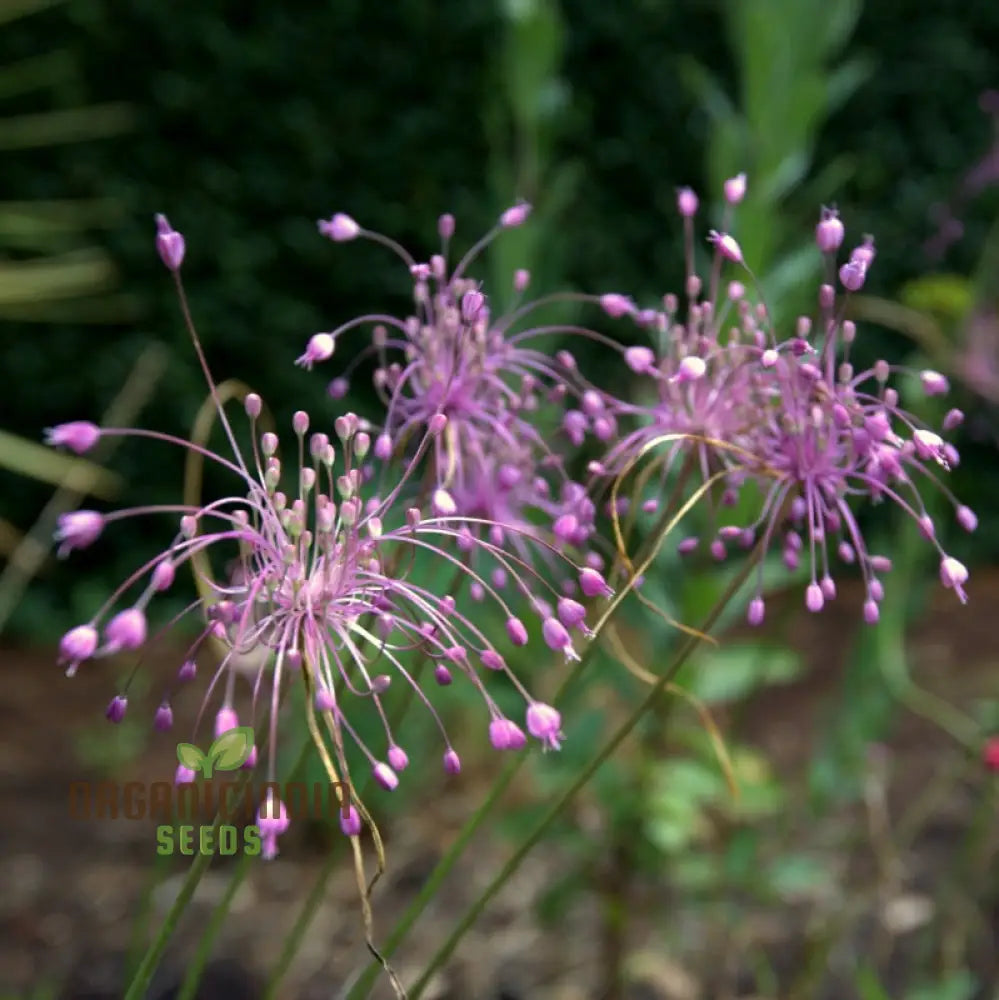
[407,554,759,999]
[176,851,255,1000]
[345,474,725,1000]
[122,797,240,1000]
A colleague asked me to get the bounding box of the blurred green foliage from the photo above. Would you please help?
[3,0,998,637]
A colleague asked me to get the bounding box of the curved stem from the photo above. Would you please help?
[346,472,732,999]
[407,552,761,998]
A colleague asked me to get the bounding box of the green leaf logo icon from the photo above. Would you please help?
[175,727,253,779]
[177,742,206,773]
[205,726,254,777]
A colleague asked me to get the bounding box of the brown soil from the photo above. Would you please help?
[2,571,998,1000]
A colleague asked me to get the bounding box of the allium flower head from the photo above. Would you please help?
[591,178,975,623]
[302,205,626,576]
[48,214,606,854]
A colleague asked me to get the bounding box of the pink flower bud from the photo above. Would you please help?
[59,624,98,667]
[44,421,100,454]
[151,559,175,592]
[747,597,765,626]
[526,702,562,750]
[500,201,531,228]
[438,213,455,239]
[723,172,747,205]
[319,213,360,241]
[388,745,409,771]
[939,556,968,601]
[154,214,185,271]
[815,207,845,253]
[505,616,529,646]
[105,608,147,651]
[600,293,634,318]
[920,370,950,396]
[956,505,978,532]
[154,703,173,732]
[513,268,530,292]
[805,583,824,613]
[579,567,612,598]
[373,762,399,790]
[489,718,527,750]
[105,695,128,723]
[676,187,699,217]
[624,345,656,373]
[708,231,743,264]
[55,510,104,558]
[340,804,362,836]
[443,748,462,774]
[296,333,335,370]
[838,260,867,292]
[480,649,506,671]
[214,706,239,737]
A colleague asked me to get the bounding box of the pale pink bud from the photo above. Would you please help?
[372,762,399,790]
[500,201,531,227]
[723,172,747,205]
[44,421,100,454]
[956,505,977,532]
[296,333,335,370]
[624,345,656,373]
[920,370,950,396]
[59,624,98,666]
[526,703,562,750]
[55,510,104,557]
[600,293,634,318]
[747,597,765,626]
[513,268,530,292]
[505,616,529,646]
[579,567,612,598]
[676,187,699,217]
[939,556,968,602]
[151,559,175,592]
[319,213,360,241]
[815,207,845,253]
[105,608,147,651]
[708,231,743,264]
[443,748,462,774]
[438,213,455,239]
[489,718,527,751]
[805,583,824,613]
[340,805,362,836]
[154,214,185,271]
[432,488,457,516]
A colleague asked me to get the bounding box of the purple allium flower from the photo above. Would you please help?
[589,181,976,623]
[51,217,603,852]
[299,205,630,578]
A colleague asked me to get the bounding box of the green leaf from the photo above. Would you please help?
[176,743,205,772]
[207,726,254,771]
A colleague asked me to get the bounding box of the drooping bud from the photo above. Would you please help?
[55,510,104,558]
[105,608,147,651]
[526,703,562,750]
[295,333,335,370]
[44,421,101,455]
[489,718,527,751]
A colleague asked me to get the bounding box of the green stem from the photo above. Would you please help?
[175,851,255,1000]
[122,807,232,1000]
[345,479,726,1000]
[267,648,440,998]
[407,555,759,999]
